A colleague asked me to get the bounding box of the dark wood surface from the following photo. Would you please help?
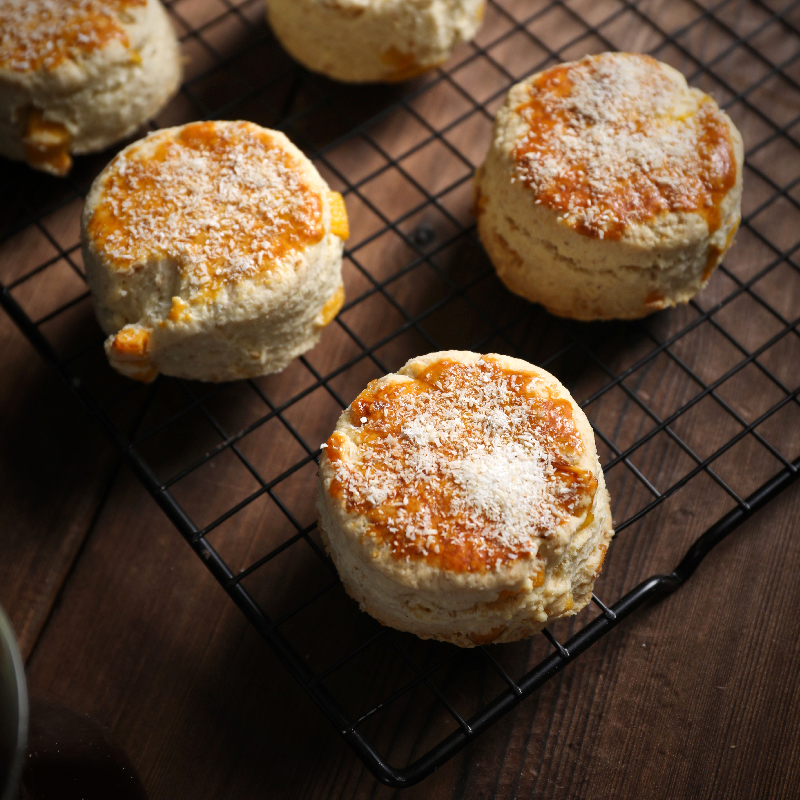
[2,332,799,799]
[2,0,800,796]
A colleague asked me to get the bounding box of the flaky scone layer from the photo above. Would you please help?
[266,0,485,83]
[474,52,744,321]
[82,120,348,382]
[317,351,614,647]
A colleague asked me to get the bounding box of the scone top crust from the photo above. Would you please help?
[511,52,738,240]
[0,0,147,73]
[322,352,598,577]
[85,121,329,303]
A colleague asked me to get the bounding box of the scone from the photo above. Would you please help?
[81,120,349,382]
[317,351,613,647]
[266,0,485,83]
[474,52,744,320]
[0,0,182,176]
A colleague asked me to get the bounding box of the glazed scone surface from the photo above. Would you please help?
[474,52,743,320]
[0,0,182,175]
[266,0,485,83]
[82,120,348,382]
[317,351,613,647]
[0,0,147,70]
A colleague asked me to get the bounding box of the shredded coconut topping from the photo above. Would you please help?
[325,358,596,571]
[0,0,144,72]
[513,52,736,239]
[87,121,324,298]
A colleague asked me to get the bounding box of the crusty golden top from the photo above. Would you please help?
[85,121,326,298]
[0,0,146,72]
[513,52,737,240]
[323,356,597,574]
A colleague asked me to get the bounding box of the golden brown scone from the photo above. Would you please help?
[265,0,485,83]
[317,351,613,647]
[474,52,744,320]
[81,120,349,382]
[0,0,181,176]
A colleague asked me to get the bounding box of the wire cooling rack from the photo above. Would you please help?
[1,0,800,787]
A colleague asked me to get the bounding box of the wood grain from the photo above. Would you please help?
[22,465,800,799]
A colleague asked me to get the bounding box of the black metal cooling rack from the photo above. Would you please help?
[2,0,800,788]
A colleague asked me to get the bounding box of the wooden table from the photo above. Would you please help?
[2,0,800,796]
[2,320,799,798]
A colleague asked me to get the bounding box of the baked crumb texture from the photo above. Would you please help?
[318,351,614,647]
[474,52,743,320]
[82,121,348,382]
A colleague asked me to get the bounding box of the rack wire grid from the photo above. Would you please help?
[1,0,800,788]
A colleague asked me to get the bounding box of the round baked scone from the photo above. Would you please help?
[81,120,349,382]
[474,52,744,320]
[0,0,182,177]
[317,351,613,647]
[266,0,485,83]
